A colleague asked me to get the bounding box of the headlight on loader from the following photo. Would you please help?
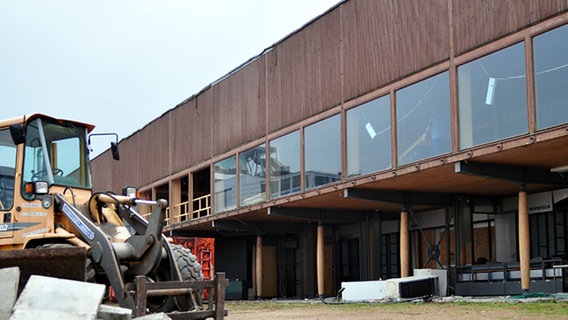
[26,181,49,195]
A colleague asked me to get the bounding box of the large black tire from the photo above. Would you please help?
[171,244,205,313]
[171,244,204,282]
[146,244,204,314]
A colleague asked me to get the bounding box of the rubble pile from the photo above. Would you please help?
[0,267,170,320]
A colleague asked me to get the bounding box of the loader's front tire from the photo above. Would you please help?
[172,244,204,282]
[171,244,205,313]
[146,244,204,314]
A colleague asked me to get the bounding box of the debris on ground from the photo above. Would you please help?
[0,267,172,320]
[319,292,568,306]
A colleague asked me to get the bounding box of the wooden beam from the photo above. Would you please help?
[317,224,325,298]
[518,185,530,293]
[170,179,182,224]
[255,234,263,299]
[400,209,409,277]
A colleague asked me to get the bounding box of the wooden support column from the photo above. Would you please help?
[171,179,181,224]
[518,184,530,293]
[400,208,410,277]
[317,223,325,298]
[255,234,263,299]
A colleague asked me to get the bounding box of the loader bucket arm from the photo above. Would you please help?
[54,193,135,309]
[123,199,168,275]
[89,194,178,279]
[95,196,184,285]
[54,194,171,310]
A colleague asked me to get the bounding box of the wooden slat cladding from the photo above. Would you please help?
[137,116,170,184]
[110,133,141,191]
[341,0,449,101]
[452,0,568,56]
[91,151,113,192]
[265,8,342,133]
[241,59,267,145]
[171,98,212,170]
[211,58,266,156]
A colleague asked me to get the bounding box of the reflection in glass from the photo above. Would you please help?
[305,115,341,189]
[396,72,451,165]
[534,24,568,130]
[458,43,528,149]
[346,95,391,177]
[239,144,266,206]
[269,131,300,199]
[214,156,237,213]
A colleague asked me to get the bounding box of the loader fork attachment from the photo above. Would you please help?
[125,199,167,275]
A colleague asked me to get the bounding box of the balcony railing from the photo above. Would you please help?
[163,194,211,226]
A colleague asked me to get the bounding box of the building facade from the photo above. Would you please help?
[91,0,568,298]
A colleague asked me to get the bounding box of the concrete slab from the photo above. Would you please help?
[341,280,387,301]
[10,275,105,320]
[97,304,132,320]
[11,309,98,320]
[0,267,20,320]
[136,313,172,320]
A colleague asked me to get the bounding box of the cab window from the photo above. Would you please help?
[0,129,17,210]
[22,118,91,196]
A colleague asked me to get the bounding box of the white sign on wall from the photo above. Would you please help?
[502,191,554,214]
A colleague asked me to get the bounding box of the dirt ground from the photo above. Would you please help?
[224,299,568,320]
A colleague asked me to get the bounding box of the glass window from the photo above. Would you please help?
[346,95,391,177]
[534,24,568,130]
[239,144,266,206]
[458,43,528,149]
[214,156,237,213]
[51,136,83,186]
[22,118,91,193]
[0,129,17,210]
[269,131,300,199]
[305,115,341,189]
[396,72,451,165]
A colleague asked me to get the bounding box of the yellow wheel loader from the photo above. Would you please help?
[0,114,209,316]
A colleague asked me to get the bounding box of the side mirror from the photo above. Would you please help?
[88,132,120,161]
[111,142,120,161]
[9,124,25,145]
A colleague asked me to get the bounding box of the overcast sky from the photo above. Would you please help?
[0,0,340,157]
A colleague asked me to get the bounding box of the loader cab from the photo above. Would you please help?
[15,116,93,200]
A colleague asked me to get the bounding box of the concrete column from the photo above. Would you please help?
[317,224,325,298]
[518,185,530,293]
[255,234,263,298]
[400,209,410,277]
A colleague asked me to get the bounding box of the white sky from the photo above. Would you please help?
[0,0,340,157]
